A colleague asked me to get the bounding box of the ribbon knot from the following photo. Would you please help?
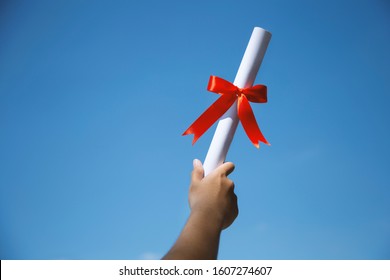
[183,75,270,148]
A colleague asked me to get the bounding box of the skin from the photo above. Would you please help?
[162,159,238,260]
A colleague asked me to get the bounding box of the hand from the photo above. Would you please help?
[189,159,238,230]
[162,159,238,259]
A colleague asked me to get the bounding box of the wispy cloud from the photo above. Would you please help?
[139,252,161,260]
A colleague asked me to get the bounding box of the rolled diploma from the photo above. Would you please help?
[203,27,272,176]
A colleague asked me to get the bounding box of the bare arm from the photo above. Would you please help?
[162,159,238,260]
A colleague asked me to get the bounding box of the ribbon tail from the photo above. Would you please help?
[237,95,270,148]
[183,94,236,144]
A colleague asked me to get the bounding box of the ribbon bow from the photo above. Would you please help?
[183,75,269,148]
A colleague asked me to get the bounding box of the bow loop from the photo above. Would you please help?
[207,75,239,95]
[242,85,267,103]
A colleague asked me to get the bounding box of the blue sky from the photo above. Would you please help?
[1,0,389,260]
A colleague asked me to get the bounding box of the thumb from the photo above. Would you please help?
[191,159,204,183]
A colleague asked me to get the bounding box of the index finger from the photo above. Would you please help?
[217,162,235,176]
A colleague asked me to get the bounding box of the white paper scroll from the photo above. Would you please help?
[203,27,272,176]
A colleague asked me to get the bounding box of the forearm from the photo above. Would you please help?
[162,211,222,260]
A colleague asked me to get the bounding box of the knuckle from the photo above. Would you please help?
[226,179,235,190]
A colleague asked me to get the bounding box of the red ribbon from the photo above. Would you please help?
[183,75,269,148]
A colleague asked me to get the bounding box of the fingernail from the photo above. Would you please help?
[193,159,202,167]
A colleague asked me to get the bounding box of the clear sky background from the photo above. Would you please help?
[1,0,389,260]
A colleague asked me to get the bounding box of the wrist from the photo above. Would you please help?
[189,208,224,233]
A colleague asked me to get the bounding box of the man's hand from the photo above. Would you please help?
[189,159,238,230]
[162,159,238,260]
